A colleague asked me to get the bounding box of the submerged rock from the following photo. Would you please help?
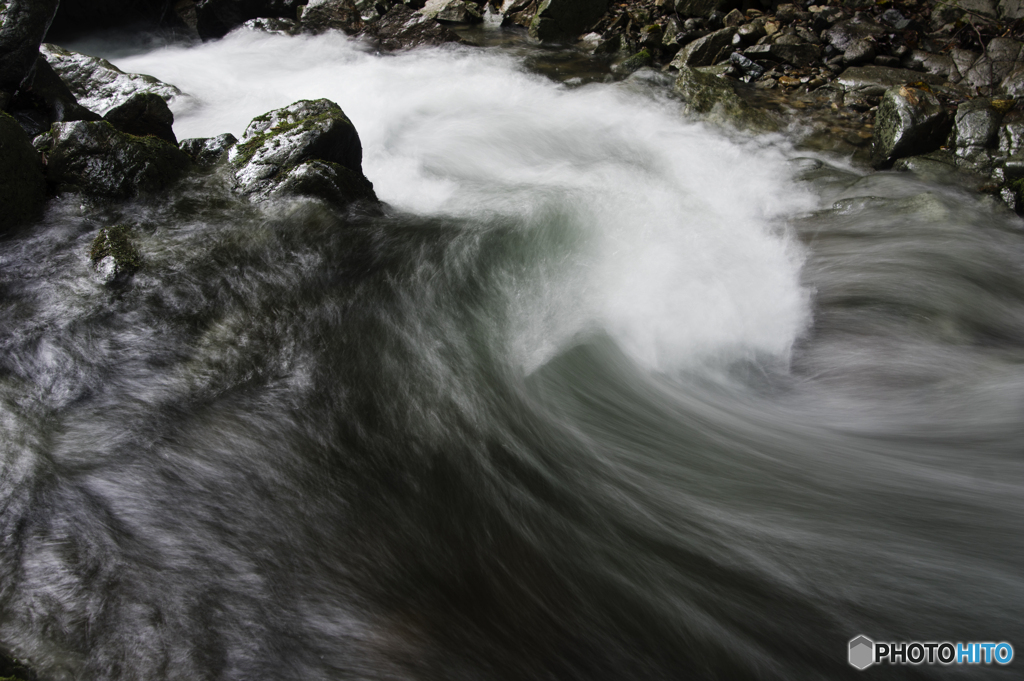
[0,111,46,236]
[47,120,192,199]
[181,133,238,166]
[89,224,142,283]
[41,44,184,116]
[0,0,59,93]
[529,0,609,42]
[103,92,178,145]
[228,99,377,209]
[871,85,951,169]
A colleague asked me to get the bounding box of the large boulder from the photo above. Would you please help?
[41,44,184,116]
[228,99,377,208]
[7,56,101,136]
[528,0,608,42]
[674,66,778,132]
[103,92,177,145]
[180,133,238,166]
[46,120,192,199]
[362,4,463,50]
[0,111,46,235]
[196,0,304,40]
[0,0,60,93]
[871,85,951,169]
[670,27,735,68]
[420,0,483,23]
[299,0,364,34]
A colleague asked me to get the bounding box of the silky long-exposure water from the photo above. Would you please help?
[1,27,1022,680]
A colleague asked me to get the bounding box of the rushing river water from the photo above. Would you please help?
[1,26,1022,680]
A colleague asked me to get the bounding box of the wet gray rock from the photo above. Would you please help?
[837,65,944,97]
[893,150,991,192]
[825,17,884,52]
[0,0,59,94]
[952,98,1002,151]
[1001,64,1024,96]
[729,51,764,80]
[196,0,305,40]
[0,111,46,235]
[180,133,238,166]
[363,4,462,50]
[670,27,735,68]
[998,109,1024,156]
[529,0,609,42]
[674,65,778,132]
[872,85,951,169]
[242,17,299,34]
[420,0,483,23]
[228,99,376,209]
[961,38,1023,89]
[41,44,184,116]
[743,42,820,68]
[46,120,192,199]
[902,50,954,79]
[843,39,875,66]
[300,0,364,34]
[103,92,177,145]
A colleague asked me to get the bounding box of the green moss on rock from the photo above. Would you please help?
[90,224,142,276]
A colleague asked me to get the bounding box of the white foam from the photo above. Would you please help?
[114,29,814,373]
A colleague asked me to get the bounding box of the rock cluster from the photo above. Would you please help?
[0,4,380,238]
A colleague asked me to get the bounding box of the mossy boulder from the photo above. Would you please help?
[103,92,177,145]
[40,43,183,117]
[674,66,779,132]
[228,99,377,209]
[46,120,192,199]
[871,85,951,169]
[0,110,46,236]
[89,224,141,283]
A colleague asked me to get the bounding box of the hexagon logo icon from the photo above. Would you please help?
[849,635,875,670]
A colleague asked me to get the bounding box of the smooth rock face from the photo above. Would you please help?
[363,4,462,50]
[103,92,177,145]
[872,85,950,169]
[180,133,238,166]
[228,99,376,208]
[837,65,944,97]
[529,0,609,42]
[47,120,192,199]
[41,44,184,116]
[0,0,60,92]
[8,57,101,136]
[825,17,884,52]
[670,27,735,68]
[0,111,46,235]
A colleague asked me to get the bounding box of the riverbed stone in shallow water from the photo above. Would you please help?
[670,27,735,68]
[229,99,377,209]
[837,65,945,97]
[952,98,1002,151]
[0,0,59,93]
[528,0,609,42]
[0,111,46,235]
[871,85,951,169]
[47,120,192,199]
[40,44,184,116]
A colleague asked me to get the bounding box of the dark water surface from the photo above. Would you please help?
[0,27,1021,680]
